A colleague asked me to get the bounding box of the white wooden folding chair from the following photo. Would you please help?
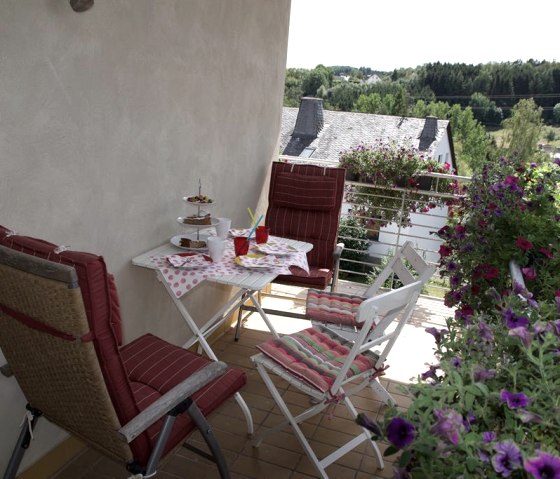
[305,241,435,405]
[251,280,424,479]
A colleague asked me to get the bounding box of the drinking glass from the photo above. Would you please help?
[215,218,232,239]
[233,236,249,256]
[207,237,226,262]
[255,226,270,244]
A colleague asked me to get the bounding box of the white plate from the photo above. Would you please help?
[234,253,284,269]
[256,241,299,256]
[177,216,220,227]
[170,233,210,251]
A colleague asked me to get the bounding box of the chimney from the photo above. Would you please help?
[292,97,324,139]
[419,115,438,150]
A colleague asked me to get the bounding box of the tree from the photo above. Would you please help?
[326,82,362,111]
[469,92,503,126]
[337,215,370,279]
[553,103,560,125]
[301,65,331,97]
[501,99,544,160]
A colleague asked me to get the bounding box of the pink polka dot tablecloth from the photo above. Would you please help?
[148,243,309,298]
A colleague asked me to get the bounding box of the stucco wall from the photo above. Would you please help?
[0,0,290,472]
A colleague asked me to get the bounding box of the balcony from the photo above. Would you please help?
[48,286,450,479]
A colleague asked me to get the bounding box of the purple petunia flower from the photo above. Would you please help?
[492,441,522,477]
[386,417,416,449]
[355,413,382,437]
[450,356,461,369]
[425,327,447,344]
[503,308,530,330]
[509,326,533,347]
[473,366,496,382]
[522,267,537,281]
[483,431,497,443]
[517,410,543,424]
[421,364,439,382]
[430,409,464,445]
[447,260,458,271]
[500,389,531,409]
[524,451,560,478]
[479,321,495,342]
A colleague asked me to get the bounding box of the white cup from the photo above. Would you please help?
[215,217,232,239]
[207,237,226,262]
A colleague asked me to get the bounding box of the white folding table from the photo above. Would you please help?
[132,236,312,435]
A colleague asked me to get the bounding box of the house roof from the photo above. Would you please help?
[280,106,453,166]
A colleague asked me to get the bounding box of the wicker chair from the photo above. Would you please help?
[0,227,247,479]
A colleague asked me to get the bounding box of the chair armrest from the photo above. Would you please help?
[331,243,345,292]
[333,242,344,259]
[118,361,227,443]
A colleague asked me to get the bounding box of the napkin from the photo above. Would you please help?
[166,254,209,268]
[237,255,283,268]
[256,241,298,256]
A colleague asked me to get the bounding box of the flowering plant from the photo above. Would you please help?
[339,141,460,229]
[357,156,560,478]
[437,156,560,314]
[363,286,560,478]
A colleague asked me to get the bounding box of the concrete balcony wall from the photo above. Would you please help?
[0,0,291,472]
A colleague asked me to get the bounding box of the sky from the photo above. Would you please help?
[287,0,559,72]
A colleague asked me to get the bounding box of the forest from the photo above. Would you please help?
[284,61,560,174]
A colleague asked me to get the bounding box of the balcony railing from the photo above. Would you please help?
[278,155,472,297]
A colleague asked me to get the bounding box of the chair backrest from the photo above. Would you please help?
[364,241,436,297]
[266,161,345,270]
[0,245,134,464]
[330,280,423,394]
[0,226,153,463]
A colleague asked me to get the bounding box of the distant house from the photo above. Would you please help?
[363,74,381,85]
[280,97,456,171]
[279,97,458,265]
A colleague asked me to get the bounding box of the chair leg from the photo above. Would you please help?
[342,396,384,469]
[186,400,230,479]
[234,292,248,341]
[369,378,396,407]
[234,391,254,435]
[254,362,329,479]
[3,406,42,479]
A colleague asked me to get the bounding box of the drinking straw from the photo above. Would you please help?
[246,214,263,241]
[247,207,256,225]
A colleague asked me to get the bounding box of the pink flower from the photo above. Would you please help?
[483,266,500,281]
[515,237,534,251]
[539,248,553,258]
[439,245,453,257]
[521,267,537,281]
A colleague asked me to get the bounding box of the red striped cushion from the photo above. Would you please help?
[272,172,337,211]
[121,334,246,464]
[275,266,332,290]
[256,327,377,393]
[306,290,364,326]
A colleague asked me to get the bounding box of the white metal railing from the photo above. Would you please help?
[276,155,472,298]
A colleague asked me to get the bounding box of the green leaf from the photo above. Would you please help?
[466,457,479,472]
[384,445,399,457]
[399,449,412,467]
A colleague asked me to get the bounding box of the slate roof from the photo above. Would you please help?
[280,106,452,164]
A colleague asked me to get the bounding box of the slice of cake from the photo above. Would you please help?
[182,214,212,225]
[179,238,207,248]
